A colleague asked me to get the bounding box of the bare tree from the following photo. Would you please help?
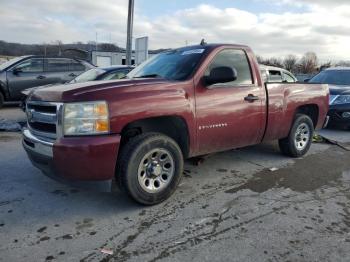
[335,60,350,67]
[256,55,264,64]
[298,52,318,74]
[265,57,283,68]
[283,55,297,73]
[319,61,332,71]
[257,56,283,68]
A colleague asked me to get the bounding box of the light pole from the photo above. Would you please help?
[126,0,134,65]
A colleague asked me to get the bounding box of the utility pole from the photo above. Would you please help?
[126,0,134,65]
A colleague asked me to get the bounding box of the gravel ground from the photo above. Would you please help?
[0,107,350,262]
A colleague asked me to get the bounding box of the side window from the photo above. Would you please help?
[70,60,86,71]
[46,58,70,72]
[14,58,43,73]
[205,49,253,85]
[283,72,296,83]
[268,70,283,82]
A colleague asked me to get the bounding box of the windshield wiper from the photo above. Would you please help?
[134,74,163,79]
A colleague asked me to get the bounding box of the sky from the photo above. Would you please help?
[0,0,350,60]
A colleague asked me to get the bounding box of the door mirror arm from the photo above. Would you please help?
[12,68,22,75]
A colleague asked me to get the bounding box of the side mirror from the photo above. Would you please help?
[13,68,22,75]
[205,66,237,86]
[304,78,310,83]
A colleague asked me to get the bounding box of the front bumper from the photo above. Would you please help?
[328,103,350,128]
[23,128,121,191]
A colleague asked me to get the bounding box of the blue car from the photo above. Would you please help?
[308,67,350,129]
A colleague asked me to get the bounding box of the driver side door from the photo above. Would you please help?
[7,58,46,100]
[195,49,265,155]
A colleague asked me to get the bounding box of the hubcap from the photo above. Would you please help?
[137,148,175,194]
[294,123,311,150]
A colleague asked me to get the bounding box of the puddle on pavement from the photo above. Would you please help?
[226,148,350,194]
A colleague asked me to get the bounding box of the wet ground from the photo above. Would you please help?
[1,106,350,262]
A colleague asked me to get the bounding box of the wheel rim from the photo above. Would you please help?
[137,148,175,194]
[294,123,311,151]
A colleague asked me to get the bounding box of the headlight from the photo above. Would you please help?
[331,95,350,105]
[63,101,109,136]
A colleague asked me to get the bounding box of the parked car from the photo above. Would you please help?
[22,43,329,205]
[308,67,350,129]
[69,65,134,84]
[260,65,298,83]
[20,65,134,110]
[0,55,94,108]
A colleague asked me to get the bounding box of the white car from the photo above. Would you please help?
[260,65,298,83]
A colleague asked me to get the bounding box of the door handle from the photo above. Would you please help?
[244,94,259,102]
[37,75,46,80]
[69,73,77,77]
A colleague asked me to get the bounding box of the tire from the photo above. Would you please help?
[117,133,184,205]
[279,114,314,158]
[0,92,4,109]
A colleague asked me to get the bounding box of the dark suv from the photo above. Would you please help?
[0,56,93,107]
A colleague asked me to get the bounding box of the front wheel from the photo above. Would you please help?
[279,114,314,158]
[117,133,183,205]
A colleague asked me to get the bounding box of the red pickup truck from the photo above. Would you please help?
[23,44,329,205]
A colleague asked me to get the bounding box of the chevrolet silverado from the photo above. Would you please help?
[22,44,329,205]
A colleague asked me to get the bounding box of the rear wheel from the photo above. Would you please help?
[279,114,314,158]
[117,133,183,205]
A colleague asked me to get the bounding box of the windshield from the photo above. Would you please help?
[127,48,207,81]
[0,56,25,71]
[70,68,106,83]
[309,70,350,85]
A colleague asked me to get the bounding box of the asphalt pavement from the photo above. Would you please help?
[1,107,350,262]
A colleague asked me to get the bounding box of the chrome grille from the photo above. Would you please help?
[26,101,63,141]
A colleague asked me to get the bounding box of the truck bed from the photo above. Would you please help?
[263,83,329,142]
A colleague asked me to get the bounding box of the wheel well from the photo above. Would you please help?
[120,116,190,158]
[296,104,319,128]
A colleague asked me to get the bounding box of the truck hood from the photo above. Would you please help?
[29,78,171,102]
[329,85,350,95]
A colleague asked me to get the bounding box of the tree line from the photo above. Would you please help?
[0,40,349,74]
[257,52,350,75]
[0,40,124,60]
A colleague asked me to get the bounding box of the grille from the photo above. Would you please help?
[26,101,62,141]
